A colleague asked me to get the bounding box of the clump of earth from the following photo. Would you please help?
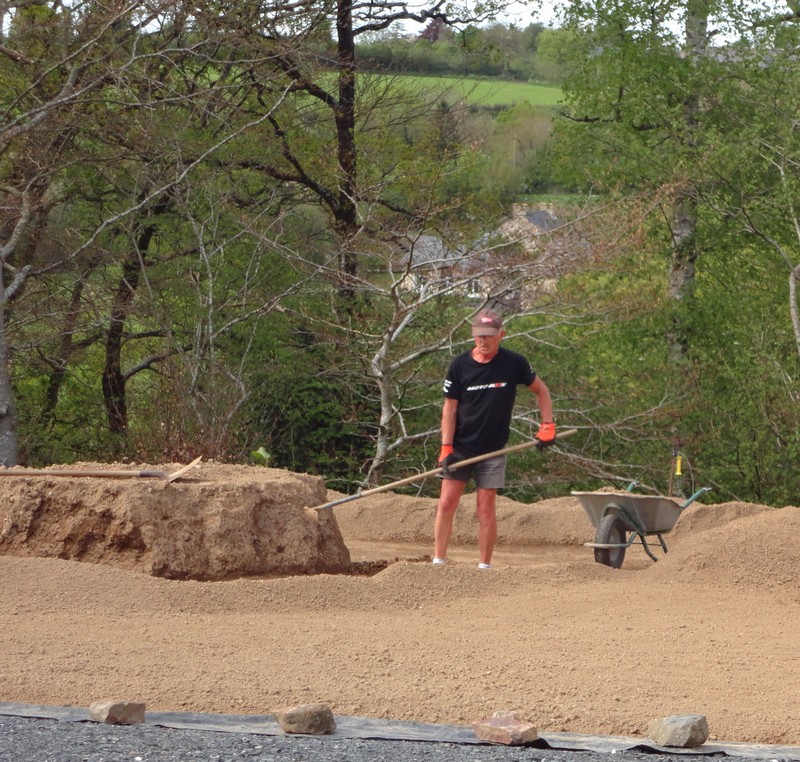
[1,460,798,747]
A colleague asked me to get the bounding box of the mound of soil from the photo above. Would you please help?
[0,461,349,579]
[2,463,799,748]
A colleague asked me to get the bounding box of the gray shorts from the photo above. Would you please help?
[442,454,507,490]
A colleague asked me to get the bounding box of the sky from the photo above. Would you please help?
[492,1,559,27]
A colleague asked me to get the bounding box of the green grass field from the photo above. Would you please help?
[396,75,563,107]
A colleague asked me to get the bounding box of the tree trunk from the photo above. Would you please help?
[102,220,159,434]
[42,274,93,424]
[364,332,394,487]
[102,259,139,435]
[333,0,359,310]
[791,264,800,360]
[0,279,18,466]
[665,0,708,361]
[666,190,699,360]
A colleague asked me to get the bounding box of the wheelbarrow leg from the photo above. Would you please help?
[614,506,662,563]
[634,532,661,563]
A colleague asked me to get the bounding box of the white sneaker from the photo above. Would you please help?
[477,563,492,570]
[432,557,447,565]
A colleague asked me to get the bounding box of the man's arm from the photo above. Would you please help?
[530,376,555,445]
[437,397,459,469]
[441,397,458,448]
[530,376,553,421]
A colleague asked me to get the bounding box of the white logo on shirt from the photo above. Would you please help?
[466,382,508,391]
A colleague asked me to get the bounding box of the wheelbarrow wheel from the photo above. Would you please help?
[594,514,627,569]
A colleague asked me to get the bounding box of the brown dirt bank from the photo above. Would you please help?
[1,461,799,746]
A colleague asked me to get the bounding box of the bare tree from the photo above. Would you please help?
[1,0,298,462]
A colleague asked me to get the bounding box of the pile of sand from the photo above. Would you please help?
[0,461,349,579]
[1,461,799,747]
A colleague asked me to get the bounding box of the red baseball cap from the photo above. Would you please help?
[471,310,503,336]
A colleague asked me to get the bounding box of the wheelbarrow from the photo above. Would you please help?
[571,484,712,568]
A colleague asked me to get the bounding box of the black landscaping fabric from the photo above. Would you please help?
[2,704,800,762]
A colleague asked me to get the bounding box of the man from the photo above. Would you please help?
[432,309,555,569]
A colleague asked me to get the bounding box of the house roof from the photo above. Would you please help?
[523,209,560,232]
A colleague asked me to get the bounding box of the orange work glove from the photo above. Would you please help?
[535,422,556,449]
[438,444,459,474]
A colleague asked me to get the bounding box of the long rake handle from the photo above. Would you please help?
[312,428,578,511]
[0,456,202,482]
[0,468,168,479]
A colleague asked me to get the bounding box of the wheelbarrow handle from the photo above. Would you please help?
[680,486,712,509]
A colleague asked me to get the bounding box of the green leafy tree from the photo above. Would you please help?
[533,0,800,503]
[551,0,795,357]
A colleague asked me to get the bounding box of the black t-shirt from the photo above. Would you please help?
[442,347,536,457]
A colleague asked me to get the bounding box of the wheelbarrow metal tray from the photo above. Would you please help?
[571,491,684,534]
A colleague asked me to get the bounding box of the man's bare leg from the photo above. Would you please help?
[434,478,467,561]
[476,487,498,566]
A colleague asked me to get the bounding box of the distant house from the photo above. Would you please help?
[395,204,563,306]
[497,204,560,255]
[524,208,560,232]
[399,234,485,300]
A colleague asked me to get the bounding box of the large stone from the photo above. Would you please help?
[89,700,145,725]
[0,463,350,580]
[473,710,538,745]
[275,703,336,735]
[647,714,709,747]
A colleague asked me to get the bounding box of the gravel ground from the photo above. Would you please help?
[0,715,787,762]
